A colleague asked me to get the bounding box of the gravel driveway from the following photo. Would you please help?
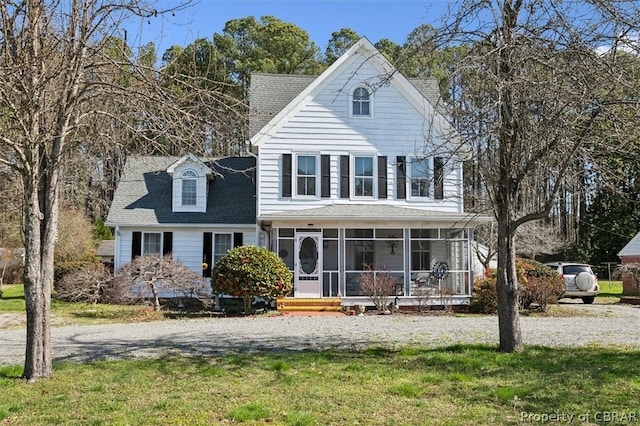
[2,302,639,366]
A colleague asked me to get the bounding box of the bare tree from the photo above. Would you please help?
[0,0,240,381]
[116,254,211,312]
[438,0,640,351]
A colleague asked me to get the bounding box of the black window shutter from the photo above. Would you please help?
[321,155,330,198]
[378,156,387,199]
[203,232,212,278]
[162,232,173,256]
[434,157,444,200]
[396,156,406,199]
[132,232,142,259]
[233,232,243,247]
[340,155,349,198]
[282,153,292,197]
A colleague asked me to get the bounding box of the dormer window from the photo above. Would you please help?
[181,169,198,206]
[352,87,370,116]
[167,154,211,213]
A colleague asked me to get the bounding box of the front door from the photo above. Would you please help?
[295,232,322,298]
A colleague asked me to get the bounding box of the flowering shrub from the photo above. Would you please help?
[212,246,292,314]
[469,258,564,313]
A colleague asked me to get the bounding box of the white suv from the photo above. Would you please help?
[544,262,599,304]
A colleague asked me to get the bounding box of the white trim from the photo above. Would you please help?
[351,154,377,200]
[293,153,320,199]
[349,85,373,119]
[406,156,432,200]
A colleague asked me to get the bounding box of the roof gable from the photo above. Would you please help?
[166,153,212,177]
[249,37,458,148]
[618,231,640,257]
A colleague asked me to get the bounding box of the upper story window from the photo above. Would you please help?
[352,87,370,117]
[409,157,431,198]
[181,169,197,206]
[354,156,374,197]
[296,155,317,197]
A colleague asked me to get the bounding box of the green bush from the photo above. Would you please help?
[518,259,565,311]
[468,277,499,314]
[469,258,564,314]
[212,246,292,314]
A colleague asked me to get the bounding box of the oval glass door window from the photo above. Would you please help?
[299,237,318,274]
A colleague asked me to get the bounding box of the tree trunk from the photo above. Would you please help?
[22,166,59,380]
[495,214,522,353]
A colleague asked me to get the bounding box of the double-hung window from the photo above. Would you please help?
[181,169,197,206]
[352,87,370,116]
[143,232,162,255]
[296,155,317,197]
[409,157,431,198]
[354,156,374,197]
[213,234,232,265]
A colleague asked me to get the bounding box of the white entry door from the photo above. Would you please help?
[295,232,322,298]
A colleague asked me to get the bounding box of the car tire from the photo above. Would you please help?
[575,272,595,291]
[582,296,595,304]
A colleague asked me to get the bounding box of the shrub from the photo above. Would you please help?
[469,258,564,314]
[360,264,397,312]
[468,277,499,314]
[54,262,123,304]
[212,245,292,314]
[518,259,565,311]
[54,260,99,283]
[117,254,211,311]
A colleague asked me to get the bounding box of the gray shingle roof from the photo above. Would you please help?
[248,73,316,138]
[106,156,256,226]
[248,73,445,139]
[258,204,490,225]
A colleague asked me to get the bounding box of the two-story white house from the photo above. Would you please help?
[247,37,489,306]
[106,37,489,307]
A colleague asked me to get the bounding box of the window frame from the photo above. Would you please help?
[351,154,377,199]
[181,169,198,206]
[351,86,372,118]
[407,156,432,199]
[294,153,320,198]
[213,233,233,266]
[142,232,162,255]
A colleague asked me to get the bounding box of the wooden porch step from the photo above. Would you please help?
[276,298,342,312]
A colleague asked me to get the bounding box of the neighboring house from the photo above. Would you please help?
[106,37,490,306]
[618,232,640,294]
[95,240,115,268]
[106,155,258,286]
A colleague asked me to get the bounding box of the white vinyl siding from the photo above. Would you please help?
[255,52,463,216]
[114,227,257,272]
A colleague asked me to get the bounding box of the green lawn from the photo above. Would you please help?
[2,345,639,425]
[2,282,638,424]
